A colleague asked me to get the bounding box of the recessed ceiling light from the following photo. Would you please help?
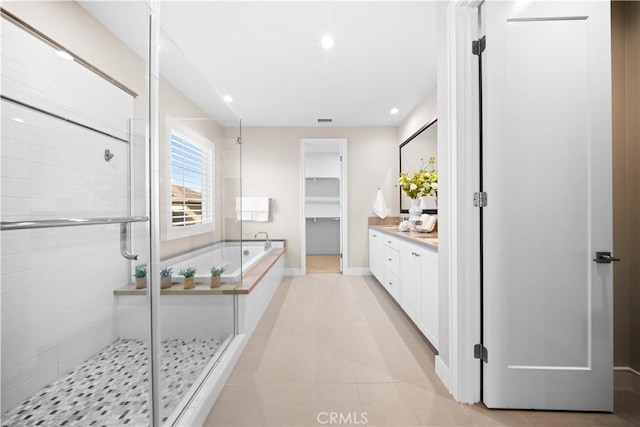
[223,95,233,103]
[12,117,24,123]
[56,50,73,61]
[321,35,334,50]
[390,107,399,115]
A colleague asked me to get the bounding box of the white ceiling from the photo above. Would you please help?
[81,1,438,127]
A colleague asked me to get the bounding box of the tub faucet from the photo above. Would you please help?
[254,231,271,251]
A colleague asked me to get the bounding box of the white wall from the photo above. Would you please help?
[399,91,438,143]
[436,0,452,379]
[240,126,398,272]
[240,94,437,272]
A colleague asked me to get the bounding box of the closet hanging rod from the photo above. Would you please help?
[1,216,149,231]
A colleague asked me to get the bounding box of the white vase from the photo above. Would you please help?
[408,198,422,221]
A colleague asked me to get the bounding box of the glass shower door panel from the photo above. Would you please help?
[0,2,152,426]
[157,27,241,424]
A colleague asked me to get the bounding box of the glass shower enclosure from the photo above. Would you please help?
[0,2,241,426]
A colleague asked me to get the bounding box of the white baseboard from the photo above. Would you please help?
[343,268,372,276]
[284,268,303,276]
[285,268,371,276]
[614,366,640,394]
[435,355,451,392]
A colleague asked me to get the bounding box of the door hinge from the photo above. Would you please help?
[340,155,343,161]
[236,136,242,144]
[472,36,486,56]
[473,192,488,207]
[340,253,343,259]
[474,344,488,363]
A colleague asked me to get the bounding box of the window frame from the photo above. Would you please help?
[164,116,215,240]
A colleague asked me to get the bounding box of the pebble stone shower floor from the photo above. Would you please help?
[1,337,226,426]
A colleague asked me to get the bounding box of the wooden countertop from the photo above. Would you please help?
[369,225,438,252]
[114,248,286,296]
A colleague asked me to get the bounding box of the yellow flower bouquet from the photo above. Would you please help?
[397,156,438,199]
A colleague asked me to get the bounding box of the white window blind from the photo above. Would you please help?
[170,131,213,228]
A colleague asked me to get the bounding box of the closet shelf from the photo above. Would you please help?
[305,176,340,181]
[306,216,340,221]
[305,197,340,203]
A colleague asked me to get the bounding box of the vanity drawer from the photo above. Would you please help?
[383,245,400,275]
[384,270,401,302]
[383,235,400,251]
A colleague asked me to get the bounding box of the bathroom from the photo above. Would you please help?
[0,0,440,423]
[2,1,640,427]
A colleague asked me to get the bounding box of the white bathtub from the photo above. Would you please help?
[163,242,271,283]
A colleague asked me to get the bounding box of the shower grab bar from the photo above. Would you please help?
[0,216,149,230]
[1,216,149,260]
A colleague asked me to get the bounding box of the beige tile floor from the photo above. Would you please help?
[205,274,640,427]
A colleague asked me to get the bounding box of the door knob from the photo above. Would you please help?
[593,251,621,264]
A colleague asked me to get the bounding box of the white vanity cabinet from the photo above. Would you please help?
[400,241,439,349]
[369,227,438,350]
[368,229,383,282]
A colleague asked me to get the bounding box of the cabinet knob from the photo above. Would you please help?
[388,258,392,261]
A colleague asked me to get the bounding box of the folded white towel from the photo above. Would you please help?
[236,211,253,221]
[419,214,437,232]
[236,197,270,221]
[372,189,390,219]
[252,197,270,212]
[253,211,269,222]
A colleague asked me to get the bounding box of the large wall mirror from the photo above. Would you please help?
[399,118,437,214]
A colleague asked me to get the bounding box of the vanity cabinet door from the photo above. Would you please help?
[419,247,439,349]
[400,241,422,325]
[368,229,383,282]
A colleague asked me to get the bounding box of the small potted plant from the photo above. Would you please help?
[134,265,147,289]
[179,266,197,289]
[160,266,173,289]
[210,265,225,288]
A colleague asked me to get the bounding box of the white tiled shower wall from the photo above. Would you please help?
[1,20,137,411]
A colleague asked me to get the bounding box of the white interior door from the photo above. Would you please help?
[482,1,613,411]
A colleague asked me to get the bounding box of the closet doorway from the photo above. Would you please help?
[301,138,347,274]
